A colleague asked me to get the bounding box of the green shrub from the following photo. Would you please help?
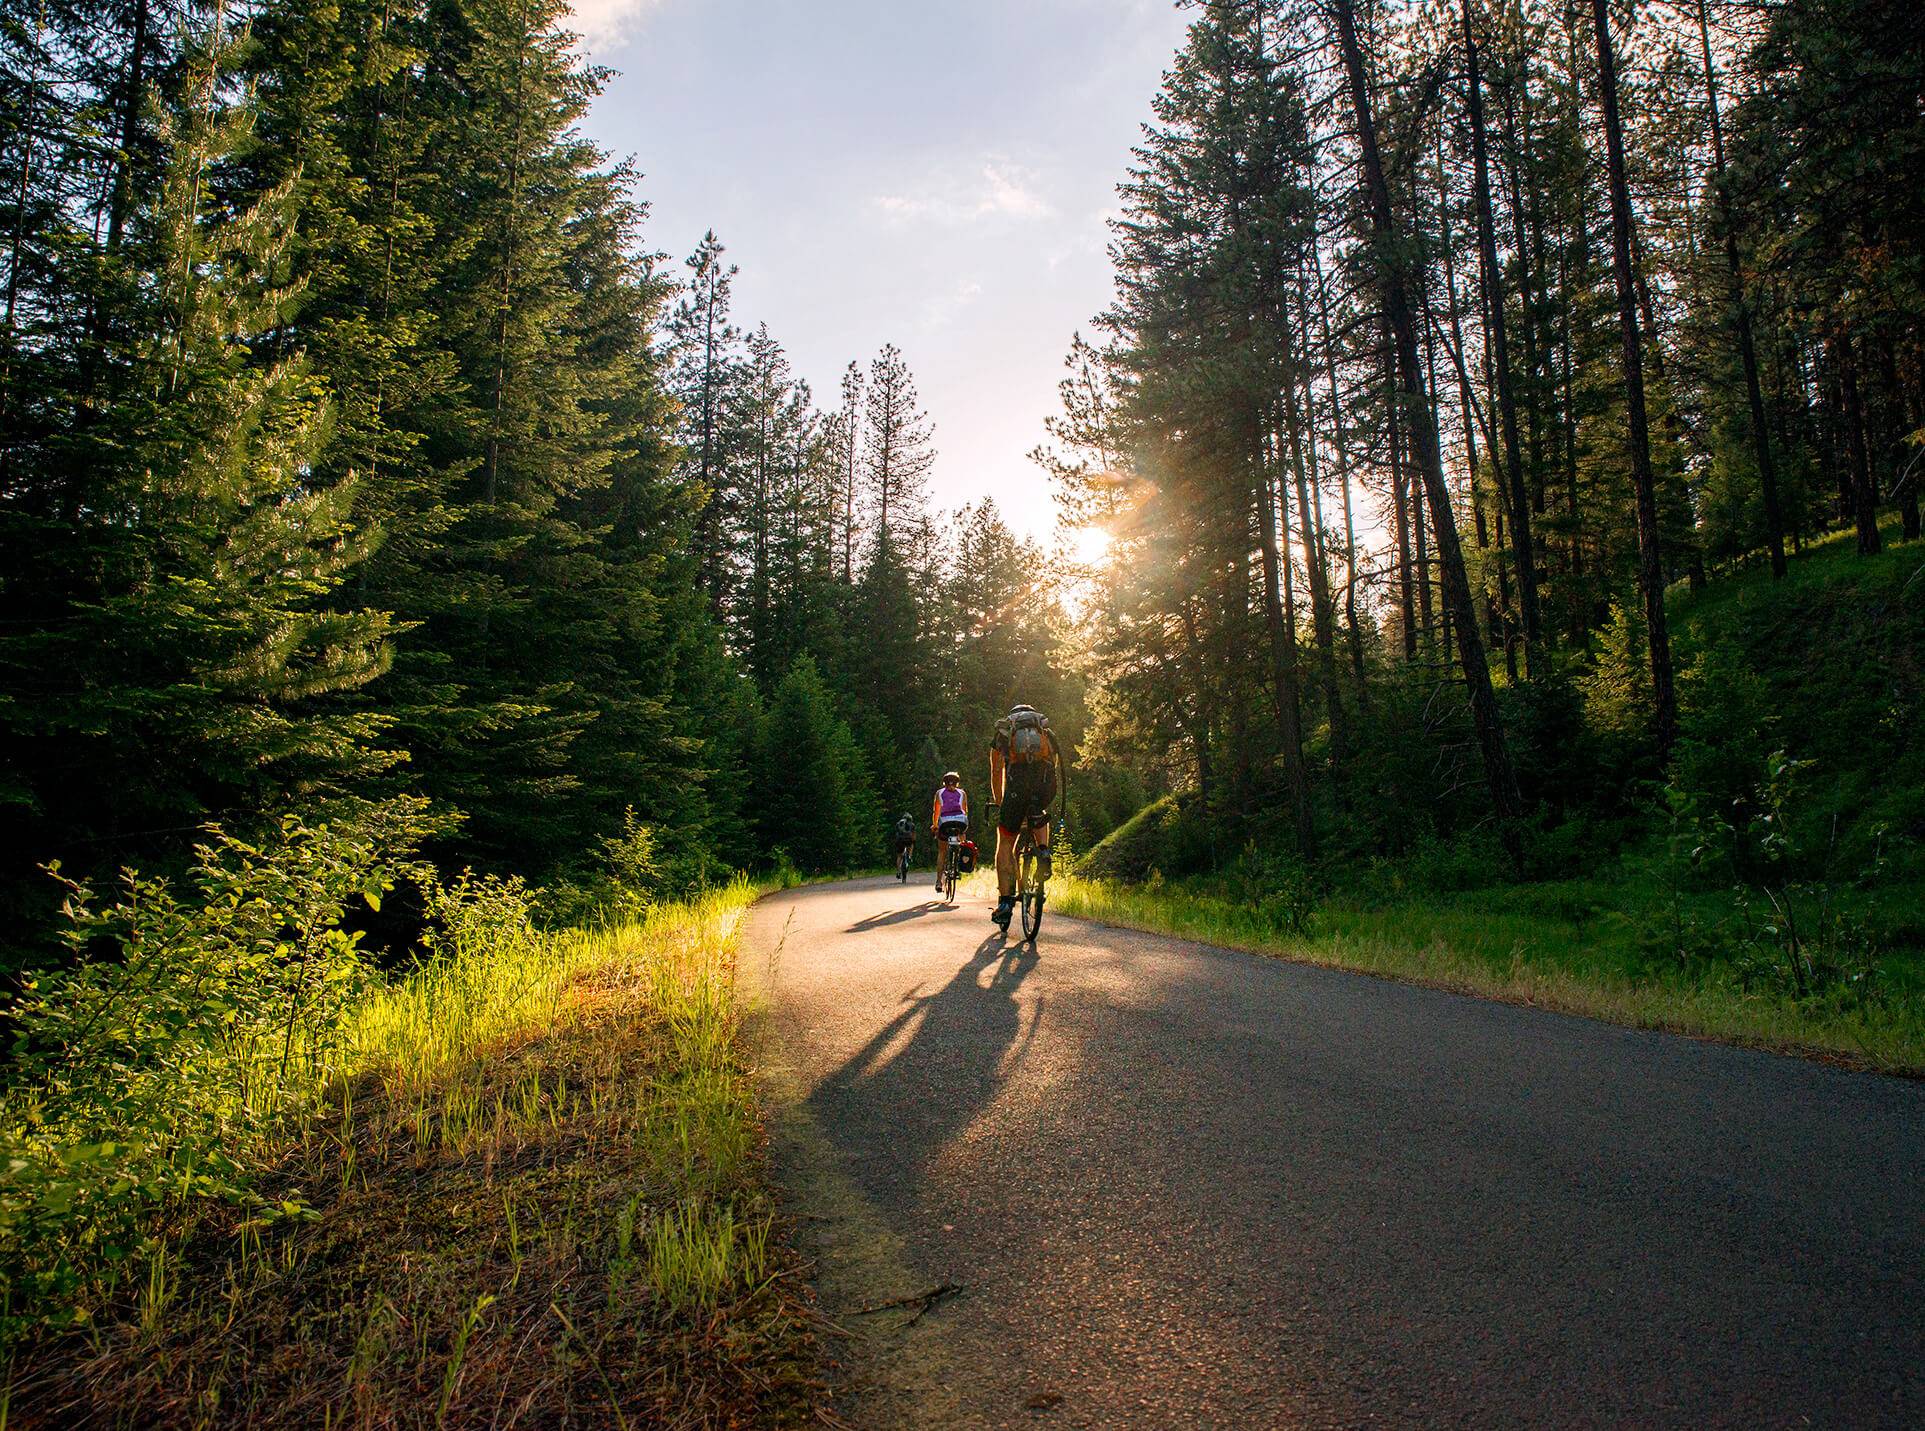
[1636,752,1893,1007]
[0,799,432,1335]
[599,808,665,918]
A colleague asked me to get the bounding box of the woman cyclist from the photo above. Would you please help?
[930,772,969,890]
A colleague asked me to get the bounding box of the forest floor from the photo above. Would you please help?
[1051,870,1925,1075]
[749,874,1925,1427]
[7,886,826,1430]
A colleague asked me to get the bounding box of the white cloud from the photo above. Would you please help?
[873,160,1055,226]
[568,0,663,52]
[920,278,985,331]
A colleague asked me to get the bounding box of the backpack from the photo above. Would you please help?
[999,707,1055,767]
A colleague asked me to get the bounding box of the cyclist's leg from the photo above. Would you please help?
[994,820,1020,898]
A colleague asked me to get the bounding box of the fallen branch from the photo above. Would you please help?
[850,1281,965,1326]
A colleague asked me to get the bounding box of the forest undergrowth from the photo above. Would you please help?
[0,838,820,1429]
[1063,529,1925,1075]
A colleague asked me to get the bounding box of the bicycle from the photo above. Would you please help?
[895,842,912,883]
[938,826,965,904]
[1013,815,1050,941]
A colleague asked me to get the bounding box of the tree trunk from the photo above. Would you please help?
[1893,360,1922,541]
[1439,195,1503,654]
[1874,341,1918,542]
[1833,330,1882,555]
[1253,408,1316,855]
[1590,0,1677,755]
[1282,308,1347,758]
[1556,236,1584,631]
[1390,351,1418,661]
[1693,0,1784,576]
[1333,0,1525,867]
[1309,223,1370,701]
[104,0,151,259]
[1464,2,1541,672]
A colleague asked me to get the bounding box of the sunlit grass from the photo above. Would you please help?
[8,880,817,1427]
[1052,872,1925,1075]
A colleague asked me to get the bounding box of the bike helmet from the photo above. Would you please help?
[942,771,961,784]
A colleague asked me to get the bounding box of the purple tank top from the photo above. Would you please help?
[939,787,965,819]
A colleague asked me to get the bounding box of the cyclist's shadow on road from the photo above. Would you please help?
[846,901,949,932]
[808,934,1042,1203]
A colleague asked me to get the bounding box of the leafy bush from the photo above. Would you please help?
[600,809,664,907]
[0,799,432,1335]
[1637,752,1891,1007]
[1227,843,1317,937]
[1670,645,1780,827]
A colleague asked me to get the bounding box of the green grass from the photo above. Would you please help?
[7,881,822,1428]
[1051,871,1925,1075]
[1059,525,1925,1075]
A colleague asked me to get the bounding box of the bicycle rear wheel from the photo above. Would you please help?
[1019,845,1044,941]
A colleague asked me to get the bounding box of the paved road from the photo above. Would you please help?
[745,876,1925,1429]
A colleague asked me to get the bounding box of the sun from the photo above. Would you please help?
[1069,525,1113,566]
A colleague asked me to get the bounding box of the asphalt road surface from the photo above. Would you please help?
[745,875,1925,1429]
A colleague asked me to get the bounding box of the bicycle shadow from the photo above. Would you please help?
[847,901,952,932]
[807,933,1042,1201]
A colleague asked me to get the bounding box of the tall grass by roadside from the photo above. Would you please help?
[3,847,819,1427]
[1051,872,1925,1075]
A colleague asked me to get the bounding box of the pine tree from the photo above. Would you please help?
[665,231,743,601]
[0,17,397,924]
[831,359,864,582]
[862,342,935,544]
[754,655,876,873]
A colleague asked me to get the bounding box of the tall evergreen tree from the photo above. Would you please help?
[0,14,397,924]
[862,342,935,544]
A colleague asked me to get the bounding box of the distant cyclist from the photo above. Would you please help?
[892,812,915,881]
[930,772,969,890]
[988,704,1059,930]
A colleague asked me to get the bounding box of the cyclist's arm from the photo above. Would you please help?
[989,747,1006,804]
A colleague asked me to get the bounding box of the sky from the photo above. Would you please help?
[570,0,1193,544]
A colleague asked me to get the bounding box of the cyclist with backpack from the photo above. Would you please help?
[930,772,970,890]
[892,812,916,881]
[988,704,1060,931]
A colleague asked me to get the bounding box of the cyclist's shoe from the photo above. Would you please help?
[991,897,1014,931]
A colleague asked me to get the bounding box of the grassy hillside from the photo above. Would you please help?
[1070,528,1925,1072]
[1668,528,1925,871]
